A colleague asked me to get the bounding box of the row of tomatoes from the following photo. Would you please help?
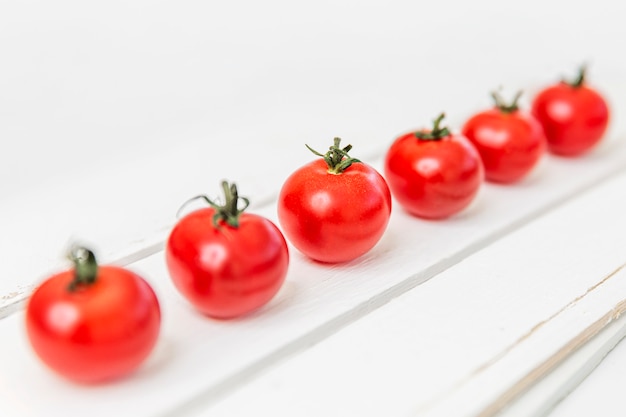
[25,66,609,384]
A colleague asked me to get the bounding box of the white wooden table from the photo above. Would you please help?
[2,1,626,416]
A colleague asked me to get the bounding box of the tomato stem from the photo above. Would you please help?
[67,246,99,291]
[177,181,250,228]
[491,90,523,113]
[563,64,586,88]
[306,137,361,174]
[414,113,451,140]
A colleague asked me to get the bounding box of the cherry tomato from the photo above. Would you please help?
[166,181,289,319]
[26,247,161,383]
[462,91,546,183]
[384,113,483,219]
[277,138,391,263]
[531,66,610,156]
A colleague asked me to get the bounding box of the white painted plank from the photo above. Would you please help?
[202,170,626,417]
[3,0,626,315]
[1,143,626,417]
[0,139,298,315]
[3,124,626,318]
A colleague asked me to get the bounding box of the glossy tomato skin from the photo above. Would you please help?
[462,109,546,183]
[277,159,391,263]
[384,132,483,219]
[26,266,161,384]
[166,209,289,319]
[531,83,609,156]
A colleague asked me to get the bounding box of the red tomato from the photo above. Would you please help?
[531,66,609,156]
[384,113,483,219]
[26,247,161,383]
[277,138,391,263]
[462,91,546,183]
[166,181,288,319]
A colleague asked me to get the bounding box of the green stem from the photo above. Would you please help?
[306,137,361,174]
[178,181,250,228]
[564,65,586,88]
[67,246,99,292]
[491,90,523,113]
[414,113,451,141]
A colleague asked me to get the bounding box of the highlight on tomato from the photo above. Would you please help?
[25,246,161,384]
[384,113,484,219]
[277,138,392,264]
[462,90,546,183]
[531,65,610,156]
[166,181,289,319]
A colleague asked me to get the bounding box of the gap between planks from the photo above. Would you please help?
[484,265,626,416]
[504,304,626,417]
[413,263,626,416]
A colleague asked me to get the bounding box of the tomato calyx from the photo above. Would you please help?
[563,65,586,89]
[491,90,523,113]
[178,181,250,228]
[414,113,451,141]
[413,113,450,140]
[306,137,361,174]
[67,246,99,292]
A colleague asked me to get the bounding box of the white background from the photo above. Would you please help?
[2,0,626,199]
